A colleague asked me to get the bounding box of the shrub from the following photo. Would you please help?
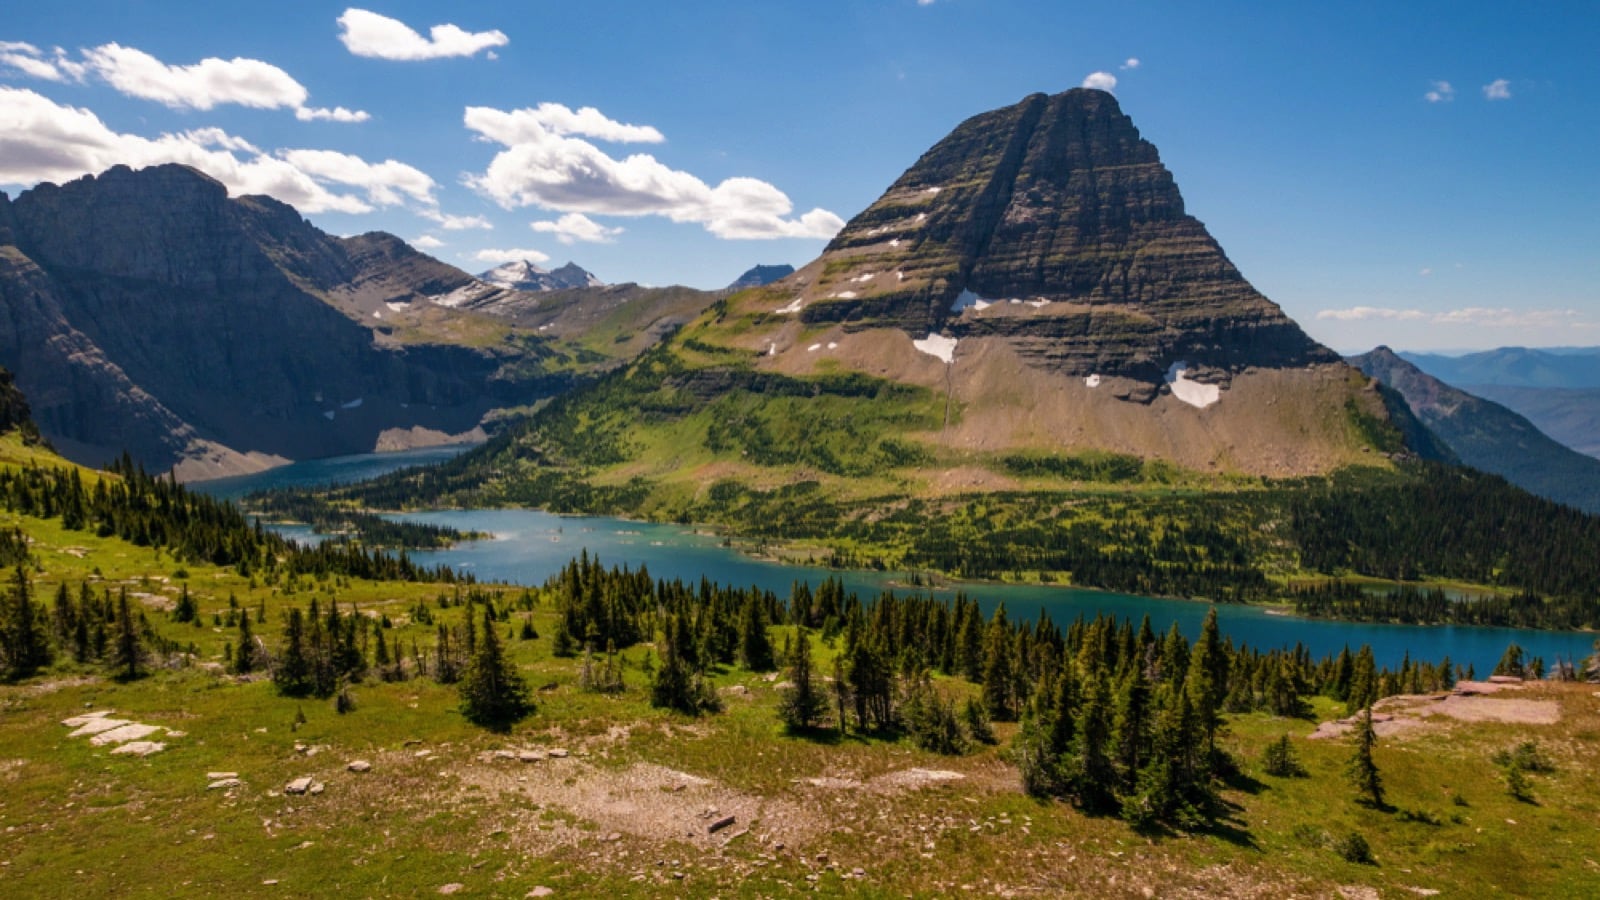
[1331,831,1375,865]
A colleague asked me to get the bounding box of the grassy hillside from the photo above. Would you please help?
[3,456,1600,896]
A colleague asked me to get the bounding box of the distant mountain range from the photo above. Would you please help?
[0,164,716,478]
[1352,347,1600,513]
[478,259,604,292]
[1403,346,1600,460]
[726,264,795,291]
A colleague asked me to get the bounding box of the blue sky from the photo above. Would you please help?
[2,1,1596,352]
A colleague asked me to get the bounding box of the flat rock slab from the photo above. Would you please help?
[112,741,166,757]
[208,778,242,790]
[206,771,239,780]
[285,777,314,794]
[69,718,134,738]
[90,723,162,746]
[61,711,115,727]
[348,760,372,773]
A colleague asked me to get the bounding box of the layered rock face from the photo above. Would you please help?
[785,89,1337,388]
[0,165,546,477]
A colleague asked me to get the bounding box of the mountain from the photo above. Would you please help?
[0,165,709,479]
[375,89,1434,522]
[1401,347,1600,389]
[1352,347,1600,513]
[478,259,604,292]
[1460,385,1600,459]
[726,264,795,291]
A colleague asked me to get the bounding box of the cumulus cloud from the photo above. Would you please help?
[1483,78,1512,101]
[472,247,550,265]
[1424,80,1454,103]
[0,42,86,82]
[1316,306,1590,328]
[463,103,844,240]
[0,86,416,213]
[5,42,370,123]
[420,209,493,230]
[471,102,664,144]
[410,235,445,250]
[296,105,371,123]
[1120,58,1140,70]
[531,212,623,244]
[1081,71,1117,92]
[337,8,508,61]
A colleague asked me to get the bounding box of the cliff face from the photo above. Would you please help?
[780,89,1336,389]
[0,165,544,477]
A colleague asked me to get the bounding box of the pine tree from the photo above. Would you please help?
[1493,643,1526,679]
[777,624,827,732]
[272,608,313,697]
[459,609,533,731]
[1184,608,1225,755]
[107,588,145,682]
[171,583,197,624]
[1261,734,1304,777]
[232,611,256,675]
[1346,704,1385,808]
[980,604,1017,720]
[1069,676,1116,811]
[738,594,775,672]
[1,565,52,681]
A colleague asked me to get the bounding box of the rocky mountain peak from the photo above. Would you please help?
[783,87,1337,386]
[479,259,603,292]
[727,264,795,291]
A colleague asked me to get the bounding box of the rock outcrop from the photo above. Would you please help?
[479,260,603,292]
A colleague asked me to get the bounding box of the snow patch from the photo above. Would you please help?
[1026,298,1050,308]
[767,342,777,357]
[1164,362,1221,408]
[428,282,495,309]
[341,398,364,410]
[912,333,958,364]
[895,271,905,282]
[827,342,838,350]
[775,296,805,315]
[831,291,858,300]
[323,411,336,421]
[372,311,382,319]
[384,302,410,313]
[807,343,821,352]
[851,272,877,283]
[1085,374,1102,388]
[889,238,902,248]
[915,212,927,223]
[923,186,942,195]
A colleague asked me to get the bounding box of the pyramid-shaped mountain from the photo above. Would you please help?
[768,88,1338,386]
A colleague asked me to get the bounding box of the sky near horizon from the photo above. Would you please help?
[1,1,1595,353]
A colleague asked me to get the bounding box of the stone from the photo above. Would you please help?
[206,771,239,780]
[438,884,464,895]
[708,815,737,834]
[547,748,569,759]
[207,778,242,790]
[90,723,162,746]
[517,751,544,763]
[308,782,325,796]
[284,777,313,795]
[111,741,166,757]
[347,760,372,773]
[68,718,133,738]
[61,711,114,727]
[527,888,554,898]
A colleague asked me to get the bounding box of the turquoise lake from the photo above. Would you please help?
[195,447,1600,673]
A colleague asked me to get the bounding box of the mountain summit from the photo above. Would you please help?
[767,88,1337,389]
[479,260,603,292]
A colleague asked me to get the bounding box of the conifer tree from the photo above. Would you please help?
[777,624,827,731]
[1346,704,1385,808]
[1184,608,1225,755]
[460,609,533,731]
[171,583,197,624]
[1,565,52,681]
[1069,676,1116,811]
[273,608,313,696]
[981,604,1017,720]
[738,594,776,672]
[232,610,256,675]
[107,588,145,682]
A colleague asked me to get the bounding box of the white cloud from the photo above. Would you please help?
[420,209,493,230]
[0,42,86,82]
[1316,305,1589,329]
[1081,71,1117,92]
[337,8,508,61]
[530,212,623,244]
[410,235,445,250]
[1483,78,1512,101]
[296,105,371,123]
[1424,80,1455,103]
[277,149,435,206]
[0,86,408,214]
[1120,58,1140,70]
[464,104,844,240]
[1418,267,1433,276]
[471,102,664,144]
[917,0,935,6]
[49,42,370,123]
[472,247,550,265]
